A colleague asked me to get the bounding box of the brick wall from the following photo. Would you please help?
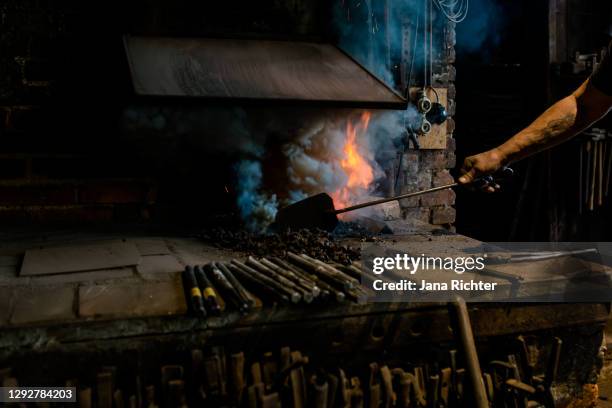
[396,21,458,228]
[0,1,156,225]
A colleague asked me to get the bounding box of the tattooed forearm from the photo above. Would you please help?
[497,97,580,163]
[460,79,612,180]
[541,114,576,139]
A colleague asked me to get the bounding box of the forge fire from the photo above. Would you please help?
[0,0,611,407]
[331,111,375,211]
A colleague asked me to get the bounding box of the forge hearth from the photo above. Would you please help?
[0,225,608,407]
[1,0,610,407]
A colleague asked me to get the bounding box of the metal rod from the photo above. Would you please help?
[231,260,301,303]
[216,262,254,308]
[207,263,249,313]
[333,183,457,214]
[451,297,489,408]
[227,263,290,304]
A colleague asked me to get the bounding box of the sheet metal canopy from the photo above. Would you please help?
[124,36,407,108]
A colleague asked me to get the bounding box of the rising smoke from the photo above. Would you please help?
[124,1,503,231]
[455,0,503,54]
[334,0,424,89]
[235,160,278,231]
[234,109,407,231]
[123,105,406,231]
[281,111,404,205]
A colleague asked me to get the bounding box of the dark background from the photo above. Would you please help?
[453,0,612,241]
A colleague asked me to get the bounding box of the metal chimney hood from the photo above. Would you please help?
[124,36,407,109]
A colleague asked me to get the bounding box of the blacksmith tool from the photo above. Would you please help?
[260,257,320,299]
[288,252,354,291]
[207,263,249,313]
[270,257,332,301]
[113,389,124,408]
[191,349,206,404]
[272,350,309,393]
[145,385,158,408]
[439,367,452,407]
[327,372,340,408]
[203,349,227,400]
[379,366,394,408]
[350,377,365,408]
[161,365,184,408]
[403,368,426,407]
[182,265,206,317]
[247,382,263,408]
[246,257,313,303]
[390,369,411,408]
[368,362,382,408]
[218,263,256,307]
[285,253,346,302]
[167,380,188,408]
[234,260,302,303]
[427,374,440,408]
[449,297,489,408]
[214,262,254,311]
[194,265,221,316]
[80,387,92,408]
[338,369,350,407]
[310,372,330,408]
[273,167,513,232]
[229,352,246,406]
[259,392,281,408]
[289,351,307,408]
[97,370,114,408]
[579,141,584,214]
[605,137,612,197]
[228,261,292,303]
[262,351,278,390]
[530,337,562,407]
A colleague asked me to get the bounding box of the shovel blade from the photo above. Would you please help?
[272,193,338,232]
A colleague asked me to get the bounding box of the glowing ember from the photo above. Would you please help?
[332,111,374,212]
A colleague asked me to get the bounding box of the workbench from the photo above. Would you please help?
[0,223,608,406]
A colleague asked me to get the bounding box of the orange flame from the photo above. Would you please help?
[331,112,374,212]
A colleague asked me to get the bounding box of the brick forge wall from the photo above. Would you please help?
[0,2,157,225]
[397,21,457,229]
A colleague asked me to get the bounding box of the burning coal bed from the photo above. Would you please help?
[200,226,371,266]
[206,110,401,260]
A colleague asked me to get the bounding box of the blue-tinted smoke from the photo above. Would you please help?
[235,160,278,231]
[335,0,504,81]
[455,0,502,54]
[334,0,423,89]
